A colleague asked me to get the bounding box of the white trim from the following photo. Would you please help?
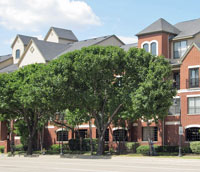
[178,89,200,93]
[185,124,200,129]
[45,125,55,129]
[165,121,180,125]
[75,124,96,129]
[141,40,158,55]
[133,123,138,127]
[187,94,200,97]
[188,65,200,69]
[14,136,21,140]
[56,128,67,132]
[112,127,128,131]
[174,96,180,98]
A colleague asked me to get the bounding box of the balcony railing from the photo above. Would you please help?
[186,78,200,89]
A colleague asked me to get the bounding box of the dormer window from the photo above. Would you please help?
[142,40,158,56]
[173,40,187,59]
[16,49,20,59]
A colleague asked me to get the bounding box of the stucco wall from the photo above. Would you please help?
[12,37,25,64]
[0,58,13,69]
[19,42,46,67]
[98,36,124,47]
[45,29,59,43]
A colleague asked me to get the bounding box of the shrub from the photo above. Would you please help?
[156,146,179,153]
[190,141,200,154]
[15,144,24,151]
[50,144,69,152]
[125,142,139,153]
[136,145,149,154]
[68,139,98,151]
[0,146,4,153]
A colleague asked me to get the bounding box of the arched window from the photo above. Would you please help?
[143,43,149,52]
[186,127,200,141]
[16,49,20,59]
[113,129,127,141]
[151,42,157,55]
[57,130,68,141]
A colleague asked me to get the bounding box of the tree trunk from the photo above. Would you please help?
[147,122,153,156]
[27,135,33,155]
[89,119,93,155]
[97,136,104,155]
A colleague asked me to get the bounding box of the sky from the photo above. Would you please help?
[0,0,200,55]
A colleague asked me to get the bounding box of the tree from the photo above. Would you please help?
[0,64,60,155]
[50,46,133,155]
[127,48,176,155]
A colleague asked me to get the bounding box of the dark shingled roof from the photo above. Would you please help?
[174,18,200,40]
[136,18,180,36]
[18,35,38,46]
[54,35,114,58]
[120,43,138,51]
[52,27,78,41]
[33,39,70,61]
[0,64,18,73]
[0,54,12,63]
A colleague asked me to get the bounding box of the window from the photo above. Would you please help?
[169,98,180,115]
[151,42,157,56]
[16,49,20,59]
[142,127,158,141]
[113,129,127,141]
[189,68,199,88]
[142,41,158,55]
[173,72,180,89]
[143,43,149,52]
[173,41,187,59]
[96,129,109,141]
[186,127,200,141]
[188,97,200,114]
[75,129,87,139]
[57,130,68,141]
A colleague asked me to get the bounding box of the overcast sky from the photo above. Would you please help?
[0,0,200,55]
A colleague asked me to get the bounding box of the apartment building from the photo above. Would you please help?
[1,18,200,151]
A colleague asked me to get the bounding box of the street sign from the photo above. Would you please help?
[179,126,183,135]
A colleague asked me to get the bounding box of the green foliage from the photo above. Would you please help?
[136,145,150,154]
[156,145,179,152]
[125,142,140,153]
[68,139,98,151]
[190,141,200,154]
[50,144,69,152]
[0,146,4,153]
[136,145,159,154]
[14,144,24,151]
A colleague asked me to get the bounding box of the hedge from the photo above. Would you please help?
[68,139,98,151]
[0,146,4,153]
[50,144,69,152]
[125,142,140,153]
[190,141,200,154]
[15,144,24,151]
[136,145,159,155]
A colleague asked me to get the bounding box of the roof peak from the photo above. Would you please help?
[136,18,180,36]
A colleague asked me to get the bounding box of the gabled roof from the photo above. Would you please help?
[173,18,200,40]
[120,43,138,51]
[179,42,200,63]
[0,54,12,63]
[54,35,123,59]
[44,27,78,42]
[0,64,18,73]
[32,39,70,62]
[136,18,180,36]
[11,34,38,48]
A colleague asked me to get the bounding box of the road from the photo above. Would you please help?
[0,155,200,172]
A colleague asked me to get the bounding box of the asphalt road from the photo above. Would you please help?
[0,155,200,172]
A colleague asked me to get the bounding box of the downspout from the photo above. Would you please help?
[162,118,165,146]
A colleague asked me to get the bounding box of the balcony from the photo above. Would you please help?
[186,78,200,89]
